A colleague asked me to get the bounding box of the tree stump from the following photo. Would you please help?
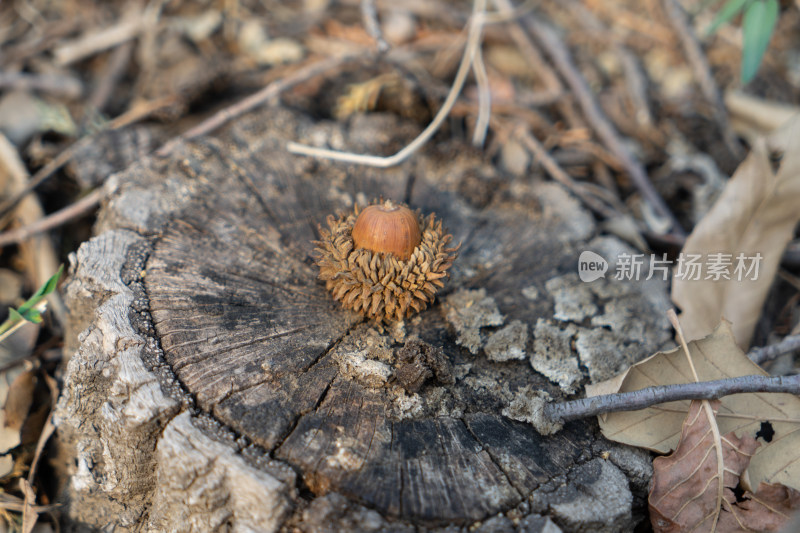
[55,106,671,532]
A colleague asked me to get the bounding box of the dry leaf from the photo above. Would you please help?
[0,366,31,477]
[649,400,759,532]
[27,372,59,484]
[586,321,800,492]
[4,370,35,431]
[672,116,800,348]
[717,483,800,532]
[650,401,800,532]
[725,90,800,141]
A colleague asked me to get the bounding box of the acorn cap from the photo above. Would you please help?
[314,200,459,322]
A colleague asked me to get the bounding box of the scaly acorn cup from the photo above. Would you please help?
[314,199,459,322]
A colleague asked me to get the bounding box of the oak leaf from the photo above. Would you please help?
[587,321,800,492]
[649,400,758,532]
[717,482,800,532]
[672,117,800,348]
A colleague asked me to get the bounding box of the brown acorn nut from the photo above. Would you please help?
[314,200,459,322]
[351,200,421,261]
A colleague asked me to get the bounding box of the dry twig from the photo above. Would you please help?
[28,373,59,485]
[0,189,102,248]
[19,479,37,533]
[491,0,561,102]
[157,54,356,157]
[662,0,742,157]
[543,311,800,425]
[517,127,619,220]
[749,333,800,365]
[361,0,389,53]
[286,0,488,167]
[0,71,83,99]
[617,48,655,130]
[54,13,144,66]
[522,16,685,237]
[544,373,800,425]
[470,42,491,147]
[88,41,134,112]
[0,95,176,220]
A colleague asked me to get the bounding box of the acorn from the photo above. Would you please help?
[314,199,459,322]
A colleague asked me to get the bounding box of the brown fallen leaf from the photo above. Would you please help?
[725,90,800,142]
[717,483,800,532]
[672,116,800,349]
[4,370,36,431]
[649,400,759,533]
[586,321,800,492]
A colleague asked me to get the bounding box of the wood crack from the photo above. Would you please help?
[270,327,349,451]
[460,417,525,500]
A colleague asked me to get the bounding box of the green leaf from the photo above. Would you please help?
[707,0,750,36]
[0,265,63,340]
[7,308,25,324]
[23,309,43,324]
[741,0,779,83]
[38,264,63,298]
[9,306,42,325]
[16,264,63,316]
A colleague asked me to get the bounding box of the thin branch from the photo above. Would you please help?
[0,71,83,99]
[617,48,655,129]
[28,373,59,485]
[0,189,102,248]
[157,53,356,157]
[470,42,491,147]
[662,0,742,158]
[522,16,685,237]
[20,478,38,533]
[0,95,175,220]
[53,13,144,66]
[517,128,620,220]
[0,492,58,514]
[544,374,800,424]
[88,41,134,112]
[0,143,86,222]
[286,0,488,167]
[361,0,389,53]
[491,0,562,100]
[749,333,800,365]
[542,317,800,426]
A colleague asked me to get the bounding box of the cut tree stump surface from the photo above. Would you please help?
[56,106,671,532]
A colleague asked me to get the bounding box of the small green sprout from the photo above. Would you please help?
[707,0,779,84]
[0,265,63,342]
